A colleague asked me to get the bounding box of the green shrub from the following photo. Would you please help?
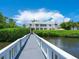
[0,28,30,42]
[34,30,79,38]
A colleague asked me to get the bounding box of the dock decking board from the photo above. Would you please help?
[18,34,45,59]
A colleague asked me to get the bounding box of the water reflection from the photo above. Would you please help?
[45,37,79,58]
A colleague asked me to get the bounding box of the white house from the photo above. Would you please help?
[28,21,59,30]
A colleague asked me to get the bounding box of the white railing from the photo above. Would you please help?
[0,33,30,59]
[34,33,77,59]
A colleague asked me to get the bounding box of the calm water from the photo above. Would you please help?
[45,37,79,58]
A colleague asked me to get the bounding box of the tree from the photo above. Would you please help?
[8,18,16,28]
[23,24,26,28]
[0,12,6,23]
[0,12,7,28]
[0,12,18,28]
[60,22,73,30]
[75,22,79,27]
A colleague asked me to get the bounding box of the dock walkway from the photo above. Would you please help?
[18,34,45,59]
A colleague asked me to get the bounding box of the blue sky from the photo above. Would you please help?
[0,0,79,22]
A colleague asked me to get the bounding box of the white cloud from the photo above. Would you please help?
[64,18,71,22]
[14,8,70,25]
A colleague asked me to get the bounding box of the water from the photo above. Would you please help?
[45,37,79,58]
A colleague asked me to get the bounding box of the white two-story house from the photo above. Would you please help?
[28,21,59,30]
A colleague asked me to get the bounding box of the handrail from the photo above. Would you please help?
[34,33,77,59]
[0,33,30,59]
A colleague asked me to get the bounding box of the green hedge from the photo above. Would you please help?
[34,30,79,38]
[0,28,30,42]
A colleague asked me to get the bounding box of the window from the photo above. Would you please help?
[49,24,51,26]
[35,24,39,26]
[40,24,46,26]
[40,28,43,30]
